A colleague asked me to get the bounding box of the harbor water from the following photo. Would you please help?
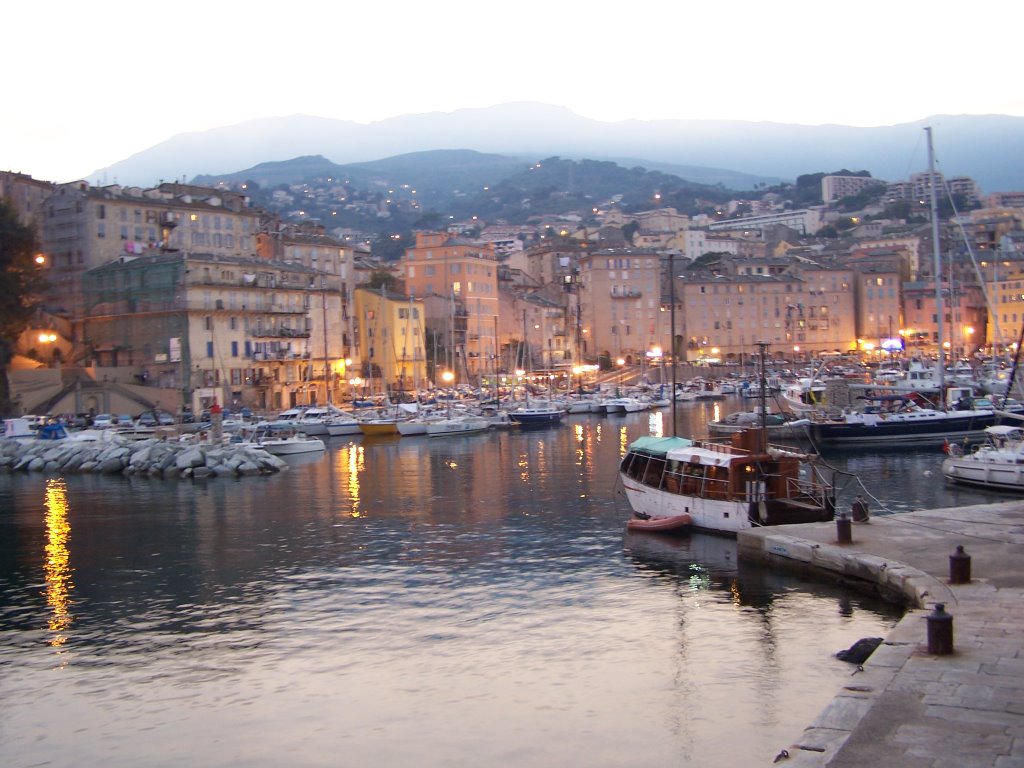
[1,400,999,767]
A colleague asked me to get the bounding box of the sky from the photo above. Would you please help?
[5,0,1023,183]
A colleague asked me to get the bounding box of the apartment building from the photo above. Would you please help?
[902,280,988,357]
[0,171,53,228]
[821,175,884,203]
[81,252,346,412]
[257,222,358,360]
[40,181,260,322]
[401,232,499,379]
[352,287,427,393]
[577,247,663,363]
[708,209,822,237]
[678,266,856,361]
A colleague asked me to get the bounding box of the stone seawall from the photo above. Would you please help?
[0,435,288,479]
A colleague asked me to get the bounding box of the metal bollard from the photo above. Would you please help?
[949,545,971,584]
[836,511,852,544]
[926,603,954,655]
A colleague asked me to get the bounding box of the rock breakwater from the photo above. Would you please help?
[0,435,288,478]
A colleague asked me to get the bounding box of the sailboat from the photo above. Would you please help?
[804,127,998,451]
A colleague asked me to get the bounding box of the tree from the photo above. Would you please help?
[621,221,639,244]
[0,198,45,416]
[367,269,398,292]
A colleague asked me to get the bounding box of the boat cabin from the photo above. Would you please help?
[619,432,833,527]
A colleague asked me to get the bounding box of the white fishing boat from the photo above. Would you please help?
[621,339,835,535]
[941,425,1024,491]
[425,415,490,437]
[258,431,327,455]
[602,396,648,413]
[619,430,835,536]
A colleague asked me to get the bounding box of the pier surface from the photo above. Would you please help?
[738,500,1024,767]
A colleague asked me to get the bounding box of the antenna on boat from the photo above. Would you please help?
[756,340,769,454]
[669,252,678,437]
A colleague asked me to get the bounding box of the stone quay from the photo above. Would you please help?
[740,500,1024,767]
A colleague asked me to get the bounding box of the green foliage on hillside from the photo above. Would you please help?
[453,157,732,221]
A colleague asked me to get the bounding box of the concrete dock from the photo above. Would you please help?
[738,500,1024,767]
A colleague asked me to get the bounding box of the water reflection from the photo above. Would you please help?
[0,407,958,767]
[43,478,73,655]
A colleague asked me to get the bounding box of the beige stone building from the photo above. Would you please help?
[0,171,53,229]
[577,248,664,364]
[40,181,260,322]
[81,252,347,413]
[677,266,857,362]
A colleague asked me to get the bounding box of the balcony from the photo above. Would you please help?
[252,327,311,339]
[252,350,305,361]
[610,289,642,298]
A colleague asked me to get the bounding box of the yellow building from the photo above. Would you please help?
[353,287,427,394]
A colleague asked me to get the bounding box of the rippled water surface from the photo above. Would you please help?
[3,402,989,767]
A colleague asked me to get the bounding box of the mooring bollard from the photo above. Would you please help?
[949,545,971,584]
[926,603,954,655]
[836,511,852,544]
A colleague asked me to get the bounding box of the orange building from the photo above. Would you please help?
[401,232,498,379]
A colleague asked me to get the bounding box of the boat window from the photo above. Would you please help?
[642,456,666,486]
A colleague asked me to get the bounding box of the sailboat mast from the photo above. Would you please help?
[669,252,678,437]
[756,340,768,454]
[926,126,945,394]
[322,279,331,403]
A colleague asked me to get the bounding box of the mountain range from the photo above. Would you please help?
[93,102,1024,193]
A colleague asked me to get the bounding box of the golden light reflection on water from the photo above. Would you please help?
[340,443,364,517]
[649,410,663,437]
[619,425,629,456]
[574,424,585,466]
[713,402,722,423]
[43,478,73,652]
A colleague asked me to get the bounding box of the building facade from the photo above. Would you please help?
[401,232,499,379]
[81,252,346,412]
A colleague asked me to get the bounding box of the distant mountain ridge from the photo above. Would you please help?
[93,103,1024,192]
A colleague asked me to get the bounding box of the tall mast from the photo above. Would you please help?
[926,126,945,395]
[322,278,331,403]
[669,252,678,437]
[756,340,768,454]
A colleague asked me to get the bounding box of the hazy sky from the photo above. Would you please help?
[6,0,1022,183]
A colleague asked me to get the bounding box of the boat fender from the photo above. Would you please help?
[758,501,768,523]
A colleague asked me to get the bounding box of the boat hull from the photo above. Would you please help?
[942,457,1024,491]
[508,409,564,426]
[807,411,997,449]
[359,421,400,436]
[260,438,326,455]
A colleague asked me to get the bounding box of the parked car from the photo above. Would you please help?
[114,414,134,427]
[92,413,113,429]
[155,411,176,426]
[136,411,158,427]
